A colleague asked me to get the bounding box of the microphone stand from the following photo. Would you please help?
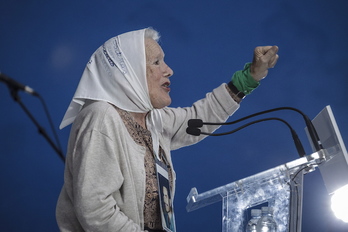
[8,87,65,163]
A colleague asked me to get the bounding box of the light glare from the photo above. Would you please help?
[331,184,348,223]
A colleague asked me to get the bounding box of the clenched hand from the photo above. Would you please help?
[250,46,279,81]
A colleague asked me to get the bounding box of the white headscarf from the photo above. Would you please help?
[60,28,163,159]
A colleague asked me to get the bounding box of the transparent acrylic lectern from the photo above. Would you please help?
[186,105,348,232]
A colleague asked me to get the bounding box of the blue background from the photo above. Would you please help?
[1,0,348,231]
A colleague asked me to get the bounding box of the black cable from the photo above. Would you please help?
[200,117,290,135]
[290,166,307,232]
[191,117,306,157]
[5,86,65,162]
[188,106,322,152]
[37,93,63,156]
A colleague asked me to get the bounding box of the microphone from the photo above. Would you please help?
[187,117,306,157]
[0,72,39,96]
[186,127,201,136]
[188,107,323,152]
[188,119,204,128]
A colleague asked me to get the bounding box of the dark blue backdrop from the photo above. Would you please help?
[1,0,348,231]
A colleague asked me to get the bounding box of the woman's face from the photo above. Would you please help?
[145,38,173,109]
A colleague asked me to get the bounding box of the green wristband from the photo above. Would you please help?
[231,62,260,95]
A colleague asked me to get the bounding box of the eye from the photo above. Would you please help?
[153,60,160,65]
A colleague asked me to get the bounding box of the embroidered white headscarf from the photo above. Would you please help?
[60,28,163,158]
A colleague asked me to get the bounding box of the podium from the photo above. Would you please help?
[186,106,348,232]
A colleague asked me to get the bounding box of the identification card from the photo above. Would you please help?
[156,158,176,232]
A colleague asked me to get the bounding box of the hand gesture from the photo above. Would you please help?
[250,46,279,81]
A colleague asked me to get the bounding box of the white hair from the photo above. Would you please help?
[144,27,160,42]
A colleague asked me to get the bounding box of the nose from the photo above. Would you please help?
[164,63,174,78]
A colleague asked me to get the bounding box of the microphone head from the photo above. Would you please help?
[186,127,201,136]
[188,119,203,128]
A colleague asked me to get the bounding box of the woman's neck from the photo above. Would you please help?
[129,112,148,129]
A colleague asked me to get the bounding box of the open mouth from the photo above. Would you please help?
[161,82,171,92]
[162,82,170,87]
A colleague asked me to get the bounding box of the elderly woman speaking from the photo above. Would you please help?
[56,27,279,232]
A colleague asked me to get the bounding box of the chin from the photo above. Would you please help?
[164,98,172,107]
[153,98,171,109]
